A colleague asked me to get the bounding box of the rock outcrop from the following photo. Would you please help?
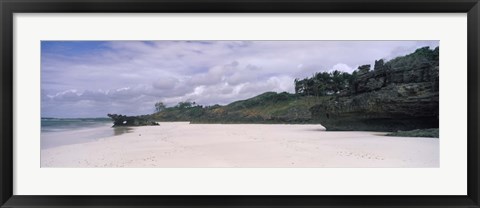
[310,46,439,131]
[107,114,159,127]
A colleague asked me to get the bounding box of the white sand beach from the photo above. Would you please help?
[41,122,439,168]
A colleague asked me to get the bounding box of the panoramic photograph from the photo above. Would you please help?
[41,40,439,168]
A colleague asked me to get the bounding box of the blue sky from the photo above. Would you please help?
[41,40,439,118]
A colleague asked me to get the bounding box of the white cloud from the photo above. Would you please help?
[330,63,355,73]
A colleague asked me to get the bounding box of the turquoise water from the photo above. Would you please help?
[41,118,132,149]
[41,117,112,132]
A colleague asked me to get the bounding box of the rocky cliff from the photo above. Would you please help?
[310,47,439,131]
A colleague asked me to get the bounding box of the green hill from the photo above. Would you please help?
[148,92,330,124]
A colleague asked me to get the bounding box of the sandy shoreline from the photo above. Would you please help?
[41,122,439,168]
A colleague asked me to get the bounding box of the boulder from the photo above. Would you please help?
[107,114,159,127]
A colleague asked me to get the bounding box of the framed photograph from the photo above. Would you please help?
[1,0,479,207]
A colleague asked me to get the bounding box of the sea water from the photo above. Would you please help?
[41,118,112,132]
[41,118,131,149]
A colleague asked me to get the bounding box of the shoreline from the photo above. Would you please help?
[41,123,129,149]
[41,122,439,168]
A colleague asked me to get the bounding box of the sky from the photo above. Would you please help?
[41,40,439,118]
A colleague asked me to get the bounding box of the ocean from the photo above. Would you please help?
[41,118,131,149]
[41,117,112,132]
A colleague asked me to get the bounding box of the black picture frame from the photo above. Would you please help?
[1,0,479,207]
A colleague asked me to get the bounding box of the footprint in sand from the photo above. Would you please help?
[337,151,385,160]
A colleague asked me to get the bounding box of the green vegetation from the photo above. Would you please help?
[148,92,330,124]
[386,46,439,71]
[386,128,439,138]
[294,70,356,96]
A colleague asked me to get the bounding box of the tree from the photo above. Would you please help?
[154,102,166,112]
[176,101,194,109]
[294,78,301,94]
[358,64,371,74]
[294,78,307,95]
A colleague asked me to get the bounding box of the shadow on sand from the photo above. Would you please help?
[113,127,133,136]
[303,127,327,132]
